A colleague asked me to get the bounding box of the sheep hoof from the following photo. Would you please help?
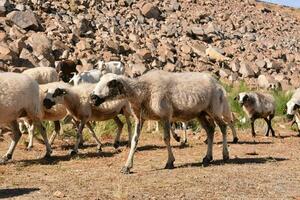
[223,154,229,162]
[26,146,33,151]
[202,156,212,167]
[113,141,120,149]
[78,142,84,148]
[120,166,131,174]
[69,149,78,156]
[174,135,181,143]
[233,137,239,144]
[0,154,12,164]
[164,162,175,169]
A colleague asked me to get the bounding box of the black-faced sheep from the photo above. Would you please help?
[235,92,276,137]
[91,71,234,173]
[43,83,132,155]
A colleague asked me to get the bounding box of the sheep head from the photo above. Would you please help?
[286,101,300,121]
[91,73,124,106]
[43,88,68,109]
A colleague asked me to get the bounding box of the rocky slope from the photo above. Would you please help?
[0,0,299,89]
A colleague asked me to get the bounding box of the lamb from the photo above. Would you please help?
[286,88,300,136]
[91,71,235,173]
[69,69,103,86]
[56,60,79,82]
[96,60,125,75]
[22,67,59,84]
[0,72,52,163]
[235,92,276,137]
[25,81,71,150]
[43,83,132,154]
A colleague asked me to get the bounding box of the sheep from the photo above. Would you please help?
[25,81,71,150]
[0,72,52,163]
[96,60,125,75]
[22,67,59,84]
[286,88,300,136]
[235,92,276,137]
[56,60,79,83]
[91,71,235,173]
[69,69,103,86]
[43,83,132,155]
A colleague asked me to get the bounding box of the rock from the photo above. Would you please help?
[130,62,147,77]
[141,3,161,20]
[266,59,282,71]
[219,68,230,78]
[205,46,230,62]
[230,59,240,72]
[0,43,12,60]
[257,74,272,89]
[164,62,176,72]
[190,41,206,57]
[19,48,39,68]
[190,26,205,36]
[75,18,94,36]
[7,10,41,31]
[137,48,152,61]
[27,33,52,57]
[181,44,191,54]
[53,190,65,198]
[255,59,266,68]
[0,0,10,16]
[239,60,255,78]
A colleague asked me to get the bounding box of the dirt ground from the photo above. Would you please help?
[0,124,300,200]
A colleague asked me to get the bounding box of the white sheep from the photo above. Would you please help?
[0,72,52,163]
[96,60,125,75]
[22,67,59,84]
[43,83,132,155]
[69,69,103,86]
[25,81,71,150]
[91,71,234,173]
[235,92,276,137]
[286,88,300,136]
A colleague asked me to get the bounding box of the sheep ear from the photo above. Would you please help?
[107,80,124,94]
[53,88,67,97]
[294,104,300,110]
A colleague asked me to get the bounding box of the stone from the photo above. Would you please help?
[27,33,52,57]
[257,74,272,89]
[7,10,41,31]
[255,59,266,68]
[239,60,255,78]
[190,26,205,36]
[53,191,65,198]
[230,59,240,72]
[137,48,152,61]
[205,46,229,62]
[219,68,230,78]
[0,43,12,60]
[266,59,282,71]
[190,41,206,57]
[19,48,39,68]
[181,44,191,54]
[0,0,10,16]
[130,62,147,77]
[164,62,176,72]
[141,3,161,20]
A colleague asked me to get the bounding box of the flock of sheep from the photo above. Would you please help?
[0,61,300,174]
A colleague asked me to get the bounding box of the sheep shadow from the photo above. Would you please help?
[228,141,273,145]
[175,156,288,169]
[136,144,189,152]
[0,188,40,199]
[18,150,120,166]
[59,143,98,150]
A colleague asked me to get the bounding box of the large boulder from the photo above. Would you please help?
[7,10,42,31]
[141,3,161,20]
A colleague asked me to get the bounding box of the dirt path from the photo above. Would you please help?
[0,127,300,199]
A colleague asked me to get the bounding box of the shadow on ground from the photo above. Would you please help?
[0,188,39,199]
[176,157,288,169]
[17,150,121,166]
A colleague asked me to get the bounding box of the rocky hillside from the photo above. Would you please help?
[0,0,299,89]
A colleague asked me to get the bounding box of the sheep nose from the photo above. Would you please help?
[90,94,104,106]
[286,114,294,121]
[43,99,55,109]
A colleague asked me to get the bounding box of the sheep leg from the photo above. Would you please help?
[70,122,85,155]
[228,121,238,143]
[34,121,52,158]
[250,118,256,137]
[268,114,275,137]
[215,119,229,161]
[263,118,270,136]
[73,120,84,147]
[181,122,188,145]
[121,119,144,174]
[198,113,215,167]
[86,122,102,152]
[113,116,124,149]
[49,121,61,145]
[0,120,22,163]
[170,123,181,143]
[124,113,132,147]
[163,120,175,169]
[27,122,35,150]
